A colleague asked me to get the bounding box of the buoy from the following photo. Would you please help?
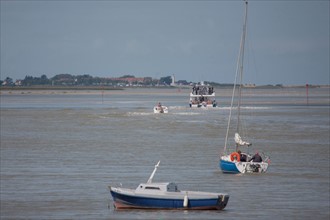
[183,193,188,208]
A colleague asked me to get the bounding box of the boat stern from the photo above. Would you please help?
[219,157,240,174]
[216,194,230,210]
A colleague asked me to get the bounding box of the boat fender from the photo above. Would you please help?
[230,152,240,162]
[183,193,188,208]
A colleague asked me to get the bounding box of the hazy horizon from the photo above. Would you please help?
[1,1,329,85]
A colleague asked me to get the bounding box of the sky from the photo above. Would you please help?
[1,0,329,85]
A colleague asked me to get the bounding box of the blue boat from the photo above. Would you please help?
[109,161,229,210]
[219,158,240,174]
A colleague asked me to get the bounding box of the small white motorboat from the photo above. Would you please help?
[153,103,168,113]
[109,161,229,210]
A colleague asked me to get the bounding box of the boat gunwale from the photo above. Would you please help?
[110,186,227,200]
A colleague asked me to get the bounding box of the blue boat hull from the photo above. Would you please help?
[110,190,229,210]
[219,159,240,174]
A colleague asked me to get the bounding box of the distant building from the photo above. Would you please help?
[110,77,146,85]
[15,80,22,86]
[177,80,189,86]
[2,77,14,86]
[170,75,176,86]
[244,84,256,88]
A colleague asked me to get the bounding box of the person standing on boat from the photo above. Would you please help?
[249,152,262,162]
[192,85,196,95]
[212,99,217,107]
[209,87,213,95]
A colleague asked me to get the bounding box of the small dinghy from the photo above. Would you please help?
[153,103,168,113]
[109,161,229,210]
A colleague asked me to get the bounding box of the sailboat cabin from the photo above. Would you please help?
[136,182,180,193]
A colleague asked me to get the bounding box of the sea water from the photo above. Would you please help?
[0,88,329,219]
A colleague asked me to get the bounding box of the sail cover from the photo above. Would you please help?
[235,133,251,146]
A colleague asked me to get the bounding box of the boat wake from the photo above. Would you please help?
[173,112,201,116]
[219,106,272,110]
[127,112,155,116]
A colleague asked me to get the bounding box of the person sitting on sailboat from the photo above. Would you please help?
[237,150,247,162]
[249,152,262,162]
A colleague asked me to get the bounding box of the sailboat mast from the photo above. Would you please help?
[236,0,248,136]
[223,0,248,155]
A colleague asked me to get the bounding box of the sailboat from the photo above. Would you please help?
[219,1,270,174]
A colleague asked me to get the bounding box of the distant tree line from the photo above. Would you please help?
[1,74,179,87]
[3,74,272,88]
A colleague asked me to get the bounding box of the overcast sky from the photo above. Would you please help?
[1,0,329,85]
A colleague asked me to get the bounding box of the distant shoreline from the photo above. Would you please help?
[0,85,124,91]
[0,84,329,97]
[0,84,329,91]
